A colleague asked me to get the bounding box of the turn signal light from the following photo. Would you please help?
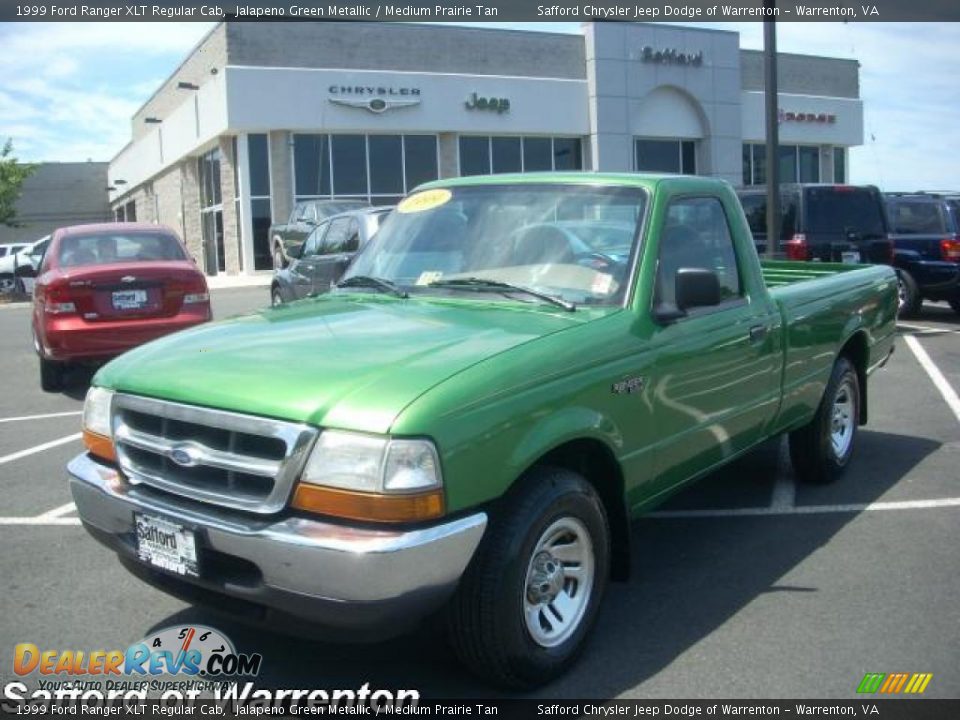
[291,484,445,523]
[83,429,116,463]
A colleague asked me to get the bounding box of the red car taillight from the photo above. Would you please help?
[941,236,960,261]
[44,284,77,315]
[783,233,809,261]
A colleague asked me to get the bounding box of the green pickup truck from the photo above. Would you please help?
[70,174,897,688]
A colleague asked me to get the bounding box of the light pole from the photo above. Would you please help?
[763,0,781,258]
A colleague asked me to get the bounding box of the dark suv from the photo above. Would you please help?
[884,192,960,316]
[737,184,893,266]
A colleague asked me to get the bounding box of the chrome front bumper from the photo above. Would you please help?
[68,453,486,638]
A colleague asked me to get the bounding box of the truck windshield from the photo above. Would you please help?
[341,184,647,307]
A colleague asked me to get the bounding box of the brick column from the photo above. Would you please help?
[219,136,242,274]
[438,133,458,178]
[180,158,204,270]
[269,131,292,224]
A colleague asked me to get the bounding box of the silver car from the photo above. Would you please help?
[270,207,393,305]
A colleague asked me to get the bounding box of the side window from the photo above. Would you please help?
[301,223,328,257]
[656,197,742,308]
[343,218,361,253]
[321,218,352,255]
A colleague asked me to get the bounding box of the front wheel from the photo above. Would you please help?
[789,356,860,484]
[271,288,284,306]
[445,467,610,689]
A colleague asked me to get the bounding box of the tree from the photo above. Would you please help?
[0,139,37,227]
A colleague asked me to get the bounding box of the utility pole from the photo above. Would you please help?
[763,1,780,258]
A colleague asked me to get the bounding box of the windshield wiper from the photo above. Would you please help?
[333,275,408,299]
[428,277,576,312]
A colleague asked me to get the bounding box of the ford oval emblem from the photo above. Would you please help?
[169,446,196,467]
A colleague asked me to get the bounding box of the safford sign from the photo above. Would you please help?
[779,108,838,124]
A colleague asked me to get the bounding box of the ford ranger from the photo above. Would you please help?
[69,174,897,688]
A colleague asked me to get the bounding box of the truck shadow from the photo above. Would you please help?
[148,429,938,699]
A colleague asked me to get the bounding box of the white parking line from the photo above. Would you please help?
[36,502,76,519]
[650,496,960,519]
[0,516,81,526]
[0,433,82,466]
[897,322,960,335]
[0,410,82,424]
[903,334,960,424]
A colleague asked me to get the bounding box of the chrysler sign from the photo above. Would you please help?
[328,85,421,114]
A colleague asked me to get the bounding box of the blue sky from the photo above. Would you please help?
[0,21,957,191]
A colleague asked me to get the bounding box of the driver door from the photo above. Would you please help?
[290,222,328,300]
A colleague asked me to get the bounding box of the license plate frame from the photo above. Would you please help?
[112,289,148,310]
[841,251,862,265]
[134,513,199,577]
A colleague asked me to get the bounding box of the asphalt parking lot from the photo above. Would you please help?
[1,288,958,700]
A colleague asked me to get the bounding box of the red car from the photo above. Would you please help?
[32,223,212,391]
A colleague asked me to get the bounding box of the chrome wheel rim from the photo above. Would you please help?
[830,379,855,458]
[0,277,15,293]
[896,277,907,310]
[271,292,281,306]
[522,516,594,648]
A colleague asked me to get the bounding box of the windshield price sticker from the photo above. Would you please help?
[397,189,452,214]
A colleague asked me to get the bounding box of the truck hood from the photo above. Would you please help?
[95,294,592,434]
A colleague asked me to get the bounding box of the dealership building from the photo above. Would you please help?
[108,21,864,277]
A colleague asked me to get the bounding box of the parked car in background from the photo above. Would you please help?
[270,199,370,269]
[884,192,960,316]
[0,236,50,293]
[32,223,211,391]
[0,243,28,258]
[737,184,893,266]
[270,207,393,304]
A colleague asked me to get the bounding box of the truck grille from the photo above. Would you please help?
[112,394,318,514]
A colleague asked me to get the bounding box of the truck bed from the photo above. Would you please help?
[760,259,863,288]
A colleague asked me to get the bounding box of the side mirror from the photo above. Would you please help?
[652,268,722,324]
[676,268,721,310]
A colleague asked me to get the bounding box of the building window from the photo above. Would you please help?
[247,133,272,271]
[833,148,846,183]
[198,148,224,275]
[743,143,821,185]
[293,133,438,206]
[634,139,696,174]
[458,136,584,176]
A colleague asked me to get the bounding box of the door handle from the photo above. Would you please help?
[749,324,769,343]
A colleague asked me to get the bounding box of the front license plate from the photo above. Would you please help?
[135,513,199,577]
[841,251,861,264]
[112,289,147,309]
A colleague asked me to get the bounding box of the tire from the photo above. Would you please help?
[948,298,960,315]
[39,356,64,393]
[445,467,610,689]
[271,288,284,306]
[789,356,860,484]
[896,269,921,318]
[273,245,286,270]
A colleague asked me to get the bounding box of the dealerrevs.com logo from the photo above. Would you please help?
[12,625,261,677]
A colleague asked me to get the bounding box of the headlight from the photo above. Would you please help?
[82,386,115,461]
[292,430,444,522]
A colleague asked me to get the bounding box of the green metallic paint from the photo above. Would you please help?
[93,173,898,519]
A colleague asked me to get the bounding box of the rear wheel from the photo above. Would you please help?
[39,356,64,392]
[445,467,610,689]
[789,356,860,484]
[896,270,921,318]
[271,287,284,306]
[273,245,286,270]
